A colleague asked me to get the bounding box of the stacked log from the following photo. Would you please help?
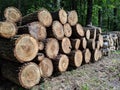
[0,7,104,89]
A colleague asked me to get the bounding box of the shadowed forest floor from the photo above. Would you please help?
[0,51,120,90]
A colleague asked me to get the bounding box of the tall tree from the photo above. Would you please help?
[86,0,93,26]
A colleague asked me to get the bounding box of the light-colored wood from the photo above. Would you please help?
[53,54,69,72]
[14,34,39,62]
[0,21,17,38]
[4,7,22,22]
[28,22,47,40]
[68,50,83,67]
[39,58,53,77]
[37,53,45,61]
[52,21,64,40]
[63,23,72,37]
[45,38,59,59]
[68,10,78,26]
[59,9,67,24]
[38,41,44,51]
[60,37,72,54]
[91,49,100,62]
[71,39,80,50]
[98,34,103,47]
[79,37,87,50]
[38,9,52,27]
[83,49,91,63]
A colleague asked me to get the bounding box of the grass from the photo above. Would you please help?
[81,84,89,90]
[113,50,120,54]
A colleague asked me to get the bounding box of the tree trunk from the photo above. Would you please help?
[0,34,38,63]
[86,0,93,26]
[68,10,78,26]
[98,9,102,27]
[72,24,84,38]
[63,23,72,37]
[113,8,117,31]
[71,39,80,50]
[68,50,83,67]
[0,21,17,38]
[52,54,69,72]
[18,22,47,41]
[4,7,22,23]
[59,37,72,54]
[47,21,64,40]
[38,58,53,77]
[51,9,67,24]
[44,38,59,59]
[82,49,91,64]
[1,62,40,89]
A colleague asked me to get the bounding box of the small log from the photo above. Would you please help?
[84,29,90,40]
[51,9,67,24]
[38,41,44,51]
[1,62,40,89]
[63,23,72,37]
[0,21,17,38]
[98,34,103,47]
[0,34,38,63]
[4,7,22,23]
[47,21,64,40]
[72,23,84,38]
[82,49,91,63]
[79,37,87,50]
[37,53,45,62]
[68,10,78,26]
[68,50,83,67]
[59,37,72,54]
[38,58,53,77]
[52,54,69,72]
[18,22,47,41]
[71,39,80,50]
[91,49,100,62]
[95,41,100,49]
[44,38,59,59]
[87,39,95,50]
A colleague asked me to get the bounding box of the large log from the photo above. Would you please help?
[72,23,84,38]
[68,10,78,26]
[18,22,47,41]
[47,21,64,40]
[82,49,91,64]
[79,37,87,50]
[91,49,100,62]
[0,21,17,38]
[38,58,53,78]
[19,9,52,27]
[0,34,38,63]
[87,39,95,50]
[68,50,83,67]
[52,54,69,72]
[44,38,59,59]
[71,39,80,50]
[59,37,72,54]
[51,9,67,24]
[1,62,40,89]
[63,23,72,37]
[4,7,22,23]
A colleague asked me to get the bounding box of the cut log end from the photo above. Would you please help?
[59,9,67,24]
[28,22,47,40]
[85,29,90,39]
[45,38,59,59]
[98,34,103,47]
[68,10,78,26]
[62,37,72,54]
[39,58,53,78]
[71,39,80,50]
[58,54,69,72]
[92,49,99,62]
[80,38,87,49]
[19,62,40,89]
[0,21,17,38]
[52,21,64,40]
[4,7,22,22]
[38,9,52,27]
[38,41,44,51]
[76,24,84,37]
[14,34,38,62]
[63,23,72,37]
[84,49,91,63]
[37,53,45,61]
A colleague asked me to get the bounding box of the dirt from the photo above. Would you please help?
[0,51,120,90]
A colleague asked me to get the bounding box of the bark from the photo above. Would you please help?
[71,39,80,50]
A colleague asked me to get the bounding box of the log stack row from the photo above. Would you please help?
[0,7,103,89]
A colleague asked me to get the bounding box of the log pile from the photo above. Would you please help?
[0,7,103,89]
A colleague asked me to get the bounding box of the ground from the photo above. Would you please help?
[0,51,120,90]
